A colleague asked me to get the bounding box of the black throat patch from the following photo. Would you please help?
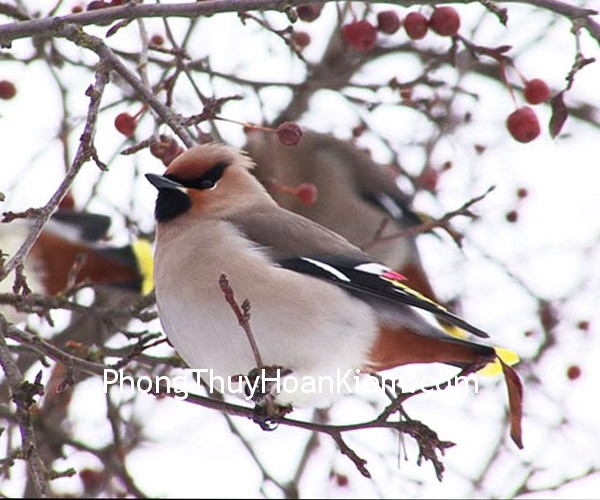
[155,189,191,222]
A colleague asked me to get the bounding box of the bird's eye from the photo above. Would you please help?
[184,161,229,190]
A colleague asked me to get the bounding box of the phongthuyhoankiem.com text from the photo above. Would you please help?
[103,368,479,400]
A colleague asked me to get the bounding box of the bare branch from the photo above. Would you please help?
[365,186,496,249]
[0,67,110,285]
[1,0,598,47]
[219,273,263,368]
[0,316,51,497]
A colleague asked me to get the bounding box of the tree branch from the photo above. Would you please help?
[0,1,598,47]
[0,316,51,497]
[0,67,110,286]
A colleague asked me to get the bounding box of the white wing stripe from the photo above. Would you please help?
[354,262,391,275]
[301,257,351,282]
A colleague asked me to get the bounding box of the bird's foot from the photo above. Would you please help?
[244,365,293,430]
[252,394,293,430]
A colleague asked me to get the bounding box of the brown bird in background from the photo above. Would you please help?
[245,129,438,299]
[0,208,153,322]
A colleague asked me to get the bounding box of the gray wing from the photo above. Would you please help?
[225,203,369,262]
[225,203,490,342]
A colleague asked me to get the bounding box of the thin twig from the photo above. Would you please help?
[55,24,195,148]
[0,315,51,497]
[364,186,496,249]
[219,273,263,368]
[0,67,110,286]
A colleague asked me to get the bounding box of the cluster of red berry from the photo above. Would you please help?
[506,79,550,143]
[296,3,550,145]
[110,3,555,152]
[290,4,323,51]
[504,187,530,223]
[337,6,461,52]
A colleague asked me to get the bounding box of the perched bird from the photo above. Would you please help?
[0,208,153,321]
[29,210,153,296]
[146,143,523,448]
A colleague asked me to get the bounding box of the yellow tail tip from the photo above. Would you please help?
[479,347,520,377]
[131,239,154,295]
[440,324,520,377]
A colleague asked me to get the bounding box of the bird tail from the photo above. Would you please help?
[442,322,524,449]
[441,322,520,376]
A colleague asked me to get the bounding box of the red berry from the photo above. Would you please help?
[294,183,318,205]
[114,112,137,138]
[110,0,124,4]
[505,210,518,223]
[524,78,551,105]
[417,168,439,191]
[296,4,323,22]
[162,145,183,167]
[335,474,349,487]
[429,6,461,37]
[150,34,165,46]
[341,20,377,52]
[71,4,84,13]
[150,139,167,159]
[516,187,529,198]
[352,124,366,137]
[566,365,581,380]
[292,31,311,49]
[399,86,413,101]
[506,106,541,143]
[80,468,104,492]
[376,11,402,35]
[0,80,16,100]
[86,1,109,10]
[404,12,429,40]
[577,320,590,331]
[276,122,303,146]
[150,136,182,166]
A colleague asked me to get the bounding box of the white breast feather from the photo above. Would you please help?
[154,219,378,406]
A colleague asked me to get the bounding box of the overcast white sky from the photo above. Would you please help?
[1,1,600,497]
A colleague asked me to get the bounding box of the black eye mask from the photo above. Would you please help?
[166,161,229,191]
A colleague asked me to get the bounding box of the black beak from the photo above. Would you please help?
[145,173,184,191]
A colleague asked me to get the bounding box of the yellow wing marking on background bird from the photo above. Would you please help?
[132,239,154,295]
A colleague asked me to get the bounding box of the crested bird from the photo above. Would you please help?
[0,208,153,322]
[245,130,428,289]
[146,143,523,448]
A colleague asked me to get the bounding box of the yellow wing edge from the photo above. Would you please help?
[131,239,154,295]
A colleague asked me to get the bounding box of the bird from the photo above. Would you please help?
[245,130,518,375]
[245,130,428,288]
[146,143,523,448]
[0,208,153,322]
